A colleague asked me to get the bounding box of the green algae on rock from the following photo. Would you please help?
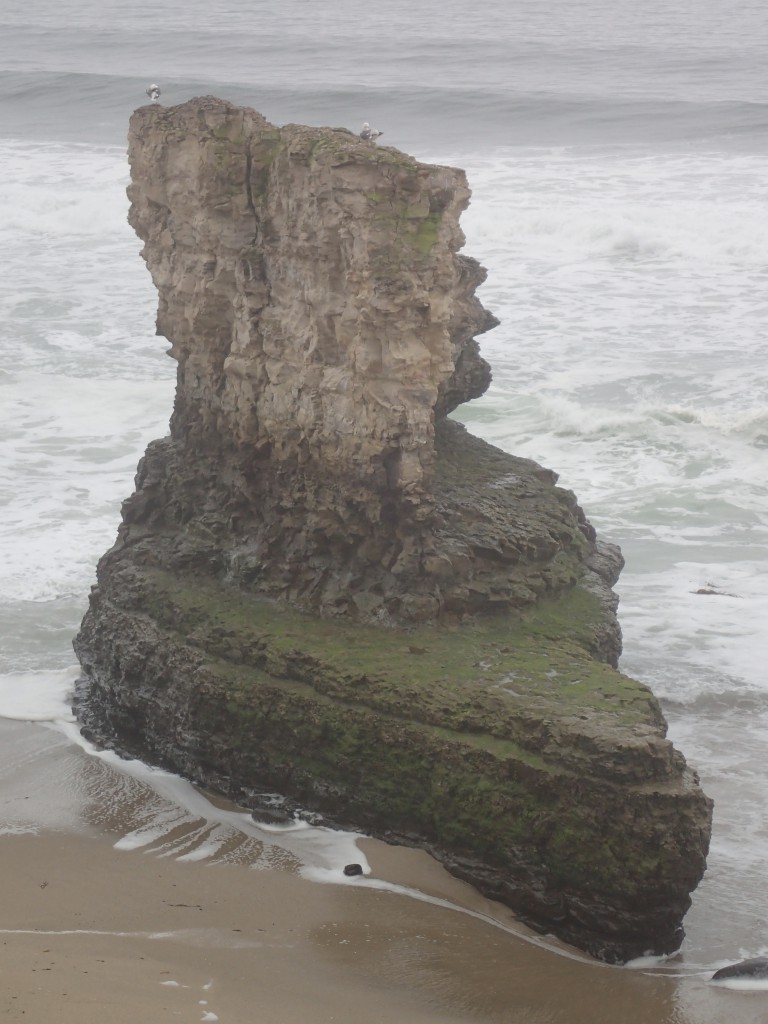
[73,96,711,963]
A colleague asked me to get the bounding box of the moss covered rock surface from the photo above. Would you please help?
[74,97,711,964]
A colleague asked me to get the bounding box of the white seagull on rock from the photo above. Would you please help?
[359,121,383,142]
[146,83,161,103]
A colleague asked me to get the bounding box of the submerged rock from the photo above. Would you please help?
[73,97,712,963]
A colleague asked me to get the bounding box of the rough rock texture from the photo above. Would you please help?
[74,97,712,963]
[118,96,601,623]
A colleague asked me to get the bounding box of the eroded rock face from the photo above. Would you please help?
[73,98,712,962]
[120,96,605,624]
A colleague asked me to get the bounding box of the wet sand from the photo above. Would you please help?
[1,829,759,1024]
[0,832,475,1024]
[0,720,762,1024]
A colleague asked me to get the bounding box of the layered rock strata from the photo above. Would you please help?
[74,97,712,962]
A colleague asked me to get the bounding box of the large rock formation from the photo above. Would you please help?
[74,97,712,962]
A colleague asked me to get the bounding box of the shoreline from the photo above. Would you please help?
[0,715,756,1024]
[0,827,741,1024]
[0,831,478,1024]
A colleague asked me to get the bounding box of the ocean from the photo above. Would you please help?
[1,0,767,1019]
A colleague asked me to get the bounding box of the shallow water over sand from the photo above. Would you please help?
[0,715,764,1024]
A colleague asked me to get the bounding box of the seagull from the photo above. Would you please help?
[359,121,383,142]
[146,83,161,103]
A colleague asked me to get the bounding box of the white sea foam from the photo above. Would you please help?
[0,141,128,237]
[440,142,768,967]
[619,561,768,701]
[0,666,77,722]
[113,809,196,852]
[1,108,767,981]
[0,823,40,836]
[457,152,768,432]
[447,148,768,720]
[709,977,768,992]
[625,954,675,970]
[0,926,265,949]
[0,380,171,605]
[0,141,165,377]
[460,148,768,266]
[307,871,606,967]
[0,140,174,616]
[48,719,370,877]
[175,829,233,862]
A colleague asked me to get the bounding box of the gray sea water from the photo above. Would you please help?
[1,1,767,1019]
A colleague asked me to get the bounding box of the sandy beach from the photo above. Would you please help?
[1,825,757,1024]
[0,692,761,1024]
[4,0,768,1020]
[1,831,478,1024]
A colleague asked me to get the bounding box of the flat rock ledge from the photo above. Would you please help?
[74,97,711,963]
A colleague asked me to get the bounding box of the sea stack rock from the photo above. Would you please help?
[74,97,712,962]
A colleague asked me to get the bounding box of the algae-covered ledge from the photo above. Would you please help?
[73,96,712,964]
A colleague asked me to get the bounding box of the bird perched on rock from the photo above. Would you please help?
[146,83,161,103]
[359,122,383,142]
